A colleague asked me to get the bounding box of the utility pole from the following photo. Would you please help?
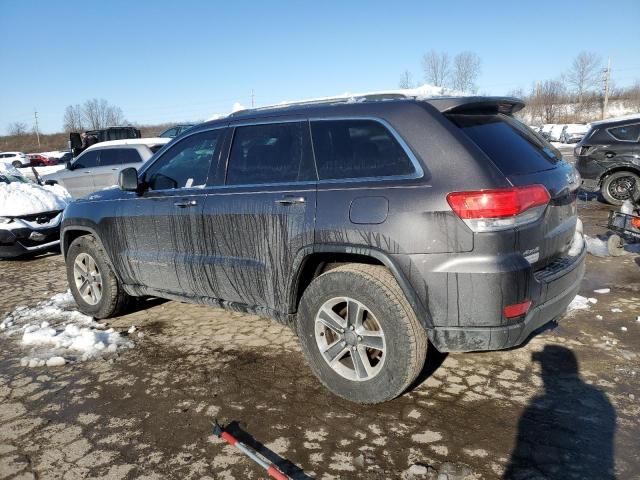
[251,89,255,108]
[33,110,41,147]
[602,58,611,120]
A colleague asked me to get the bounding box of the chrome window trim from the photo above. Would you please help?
[606,122,640,143]
[136,125,228,193]
[219,116,424,189]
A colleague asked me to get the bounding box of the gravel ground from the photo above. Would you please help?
[1,192,639,479]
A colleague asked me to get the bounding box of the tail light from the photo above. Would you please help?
[503,300,532,319]
[447,185,550,232]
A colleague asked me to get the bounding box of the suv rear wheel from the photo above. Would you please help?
[11,160,22,168]
[602,171,640,205]
[66,235,131,319]
[297,264,427,403]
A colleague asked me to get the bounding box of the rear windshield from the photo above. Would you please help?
[448,114,562,176]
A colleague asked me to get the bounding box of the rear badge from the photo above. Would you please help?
[523,247,540,264]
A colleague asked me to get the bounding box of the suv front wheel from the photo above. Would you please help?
[66,235,131,319]
[297,264,427,403]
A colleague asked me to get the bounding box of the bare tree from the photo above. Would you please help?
[7,122,28,136]
[566,52,602,107]
[535,80,567,123]
[398,70,415,89]
[623,81,640,112]
[81,99,125,130]
[63,104,85,132]
[422,50,450,87]
[451,51,481,93]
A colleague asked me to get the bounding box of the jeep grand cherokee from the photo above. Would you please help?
[60,96,586,403]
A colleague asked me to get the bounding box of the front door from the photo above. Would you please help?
[117,128,224,294]
[200,120,317,314]
[92,147,143,191]
[64,150,98,198]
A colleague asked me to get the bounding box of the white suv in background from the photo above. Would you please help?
[43,138,170,198]
[0,152,29,168]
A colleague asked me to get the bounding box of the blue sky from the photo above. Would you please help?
[1,0,639,133]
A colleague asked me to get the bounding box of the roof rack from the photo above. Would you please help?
[228,92,413,117]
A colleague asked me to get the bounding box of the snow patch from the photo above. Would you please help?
[594,288,610,294]
[0,178,71,217]
[567,231,584,256]
[1,291,134,367]
[566,295,591,313]
[584,235,609,257]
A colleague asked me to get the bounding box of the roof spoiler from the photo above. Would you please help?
[424,96,525,115]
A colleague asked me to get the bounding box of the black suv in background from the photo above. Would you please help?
[575,115,640,205]
[60,97,585,403]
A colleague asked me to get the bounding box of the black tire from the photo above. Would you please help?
[66,235,131,319]
[11,161,22,168]
[601,171,640,206]
[296,264,428,404]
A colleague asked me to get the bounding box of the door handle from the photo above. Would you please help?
[275,196,305,205]
[174,200,197,208]
[111,168,118,171]
[605,151,616,158]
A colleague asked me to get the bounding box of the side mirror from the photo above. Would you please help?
[118,167,139,192]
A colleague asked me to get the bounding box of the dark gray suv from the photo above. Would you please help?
[60,96,586,403]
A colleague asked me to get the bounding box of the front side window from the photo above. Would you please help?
[608,124,640,142]
[144,130,220,190]
[73,150,99,169]
[99,148,142,166]
[226,122,314,185]
[310,120,415,180]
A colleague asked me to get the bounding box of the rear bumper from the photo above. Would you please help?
[426,244,587,352]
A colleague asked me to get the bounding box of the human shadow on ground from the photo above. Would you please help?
[504,345,616,480]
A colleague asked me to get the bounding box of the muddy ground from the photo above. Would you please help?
[1,192,639,478]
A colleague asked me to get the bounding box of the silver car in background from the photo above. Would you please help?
[43,138,170,198]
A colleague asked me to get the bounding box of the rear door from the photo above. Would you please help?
[448,113,579,267]
[200,120,317,313]
[93,147,144,190]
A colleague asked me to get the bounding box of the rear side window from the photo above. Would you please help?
[310,120,415,180]
[448,114,562,176]
[607,124,640,142]
[99,148,142,166]
[226,122,314,185]
[73,150,99,169]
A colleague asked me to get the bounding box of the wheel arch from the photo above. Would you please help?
[288,245,433,329]
[61,226,123,283]
[598,164,640,185]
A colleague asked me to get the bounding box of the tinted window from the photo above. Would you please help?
[99,148,142,166]
[160,127,178,138]
[310,120,415,180]
[608,124,640,142]
[73,150,99,169]
[226,122,314,185]
[144,130,220,190]
[448,114,562,176]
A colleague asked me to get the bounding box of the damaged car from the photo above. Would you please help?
[0,162,71,258]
